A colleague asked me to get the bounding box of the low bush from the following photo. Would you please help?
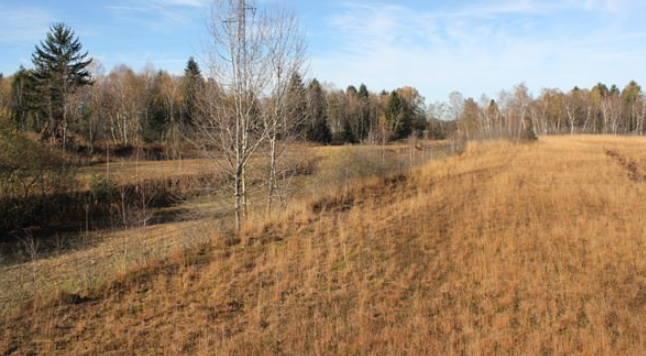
[318,146,399,188]
[0,128,78,236]
[89,174,118,202]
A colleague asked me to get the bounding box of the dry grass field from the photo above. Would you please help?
[0,142,447,310]
[74,142,443,187]
[2,136,645,355]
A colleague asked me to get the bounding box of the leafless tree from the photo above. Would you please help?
[637,95,646,135]
[602,94,623,135]
[194,0,306,231]
[564,90,581,135]
[156,72,183,159]
[104,65,146,147]
[262,10,306,217]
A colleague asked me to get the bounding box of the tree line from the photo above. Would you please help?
[2,23,642,154]
[0,23,642,149]
[0,24,434,157]
[436,82,646,141]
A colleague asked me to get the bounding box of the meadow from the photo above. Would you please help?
[0,141,449,310]
[1,135,644,355]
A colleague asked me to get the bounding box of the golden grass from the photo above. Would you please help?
[0,143,439,310]
[75,142,444,189]
[2,135,645,355]
[76,159,215,189]
[0,143,440,311]
[0,219,217,311]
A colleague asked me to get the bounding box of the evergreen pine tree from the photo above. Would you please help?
[385,91,412,140]
[287,72,308,137]
[339,119,357,144]
[337,85,359,144]
[31,23,92,147]
[358,84,369,99]
[357,83,371,140]
[182,57,203,127]
[185,57,201,78]
[385,91,400,126]
[306,79,331,143]
[593,83,609,97]
[609,84,620,97]
[145,71,169,142]
[10,66,34,131]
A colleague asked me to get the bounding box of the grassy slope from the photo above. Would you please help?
[0,143,443,311]
[2,136,646,355]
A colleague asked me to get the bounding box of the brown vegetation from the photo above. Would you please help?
[2,136,645,355]
[0,143,433,309]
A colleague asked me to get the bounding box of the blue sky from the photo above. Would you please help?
[1,0,645,101]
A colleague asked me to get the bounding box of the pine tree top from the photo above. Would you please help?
[288,72,305,93]
[31,23,92,87]
[185,57,202,79]
[358,84,369,99]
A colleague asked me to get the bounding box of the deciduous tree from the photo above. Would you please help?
[195,0,305,230]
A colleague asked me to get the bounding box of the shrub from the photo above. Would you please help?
[318,147,398,188]
[89,174,118,202]
[0,128,78,235]
[523,126,539,141]
[0,129,76,198]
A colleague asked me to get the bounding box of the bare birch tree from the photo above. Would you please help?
[193,0,305,231]
[261,9,306,217]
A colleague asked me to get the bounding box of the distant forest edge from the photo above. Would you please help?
[0,23,644,155]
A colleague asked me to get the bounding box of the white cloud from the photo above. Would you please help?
[108,0,206,30]
[105,6,149,12]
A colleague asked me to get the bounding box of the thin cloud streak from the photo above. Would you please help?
[108,0,206,30]
[160,0,210,7]
[105,6,150,12]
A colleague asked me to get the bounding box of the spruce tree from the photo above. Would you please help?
[10,66,35,131]
[287,72,308,137]
[306,79,331,144]
[593,83,609,97]
[31,23,92,147]
[144,71,168,142]
[357,84,371,140]
[385,91,412,140]
[609,84,620,96]
[358,84,369,99]
[182,57,203,127]
[185,57,201,78]
[385,91,402,138]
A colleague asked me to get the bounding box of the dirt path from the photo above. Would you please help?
[605,149,645,182]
